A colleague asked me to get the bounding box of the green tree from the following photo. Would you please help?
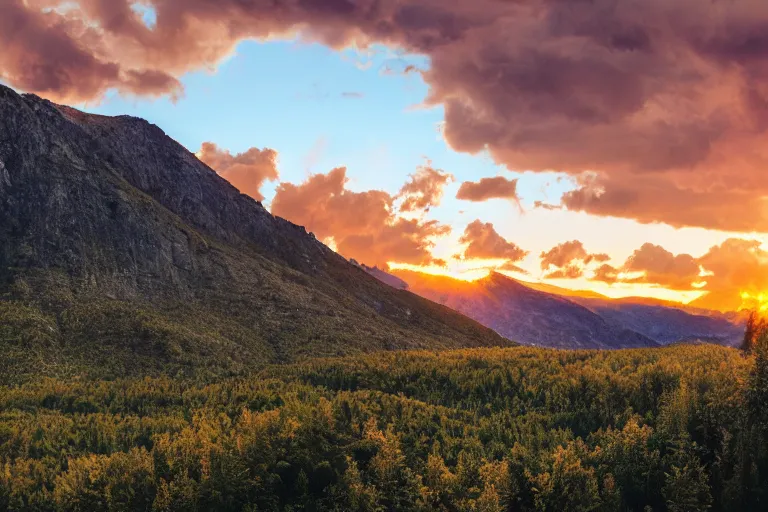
[742,311,764,353]
[531,441,601,512]
[366,421,421,512]
[663,445,713,512]
[739,316,768,506]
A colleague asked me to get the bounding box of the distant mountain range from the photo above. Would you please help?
[0,85,510,383]
[569,297,743,346]
[367,268,744,349]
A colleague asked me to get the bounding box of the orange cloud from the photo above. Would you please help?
[457,220,528,265]
[582,238,768,311]
[456,177,520,203]
[6,0,768,231]
[397,164,453,213]
[622,243,700,290]
[590,244,701,291]
[545,266,586,280]
[695,239,768,311]
[593,264,619,285]
[540,240,609,279]
[197,143,279,202]
[559,173,768,233]
[271,167,449,268]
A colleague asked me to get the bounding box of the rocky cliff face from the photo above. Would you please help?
[0,85,510,383]
[0,86,338,299]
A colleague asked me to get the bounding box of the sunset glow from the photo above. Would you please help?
[387,261,509,283]
[389,262,708,304]
[740,291,768,313]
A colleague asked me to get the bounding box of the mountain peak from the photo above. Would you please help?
[0,87,510,382]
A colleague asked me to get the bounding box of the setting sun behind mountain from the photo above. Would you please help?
[740,291,768,313]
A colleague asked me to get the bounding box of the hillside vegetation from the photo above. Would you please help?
[1,340,767,511]
[0,265,507,385]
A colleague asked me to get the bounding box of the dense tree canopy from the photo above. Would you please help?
[0,340,766,511]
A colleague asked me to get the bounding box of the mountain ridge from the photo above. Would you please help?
[379,268,743,348]
[0,85,511,383]
[389,269,660,349]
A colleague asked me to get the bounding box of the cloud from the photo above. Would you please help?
[585,238,768,311]
[541,241,589,270]
[589,243,700,291]
[0,0,181,103]
[271,166,449,268]
[6,0,768,231]
[621,243,700,290]
[497,260,529,275]
[397,164,454,212]
[546,266,585,280]
[533,201,562,211]
[303,136,328,172]
[456,176,520,203]
[381,63,423,76]
[540,240,610,278]
[197,142,279,202]
[341,91,364,99]
[695,239,768,311]
[457,220,528,263]
[560,173,768,233]
[593,264,620,285]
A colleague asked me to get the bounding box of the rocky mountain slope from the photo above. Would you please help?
[0,85,511,384]
[389,270,659,349]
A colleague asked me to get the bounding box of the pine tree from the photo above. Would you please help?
[742,311,762,353]
[662,445,713,512]
[741,316,768,505]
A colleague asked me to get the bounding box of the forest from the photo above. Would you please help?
[0,318,767,511]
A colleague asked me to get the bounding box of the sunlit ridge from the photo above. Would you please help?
[387,261,502,282]
[387,262,705,304]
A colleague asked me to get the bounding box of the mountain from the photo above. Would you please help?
[519,281,611,300]
[520,280,744,346]
[569,297,744,346]
[351,261,409,290]
[521,280,727,315]
[376,267,743,348]
[514,279,743,345]
[0,85,511,384]
[388,270,659,349]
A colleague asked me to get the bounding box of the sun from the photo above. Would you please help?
[740,291,768,313]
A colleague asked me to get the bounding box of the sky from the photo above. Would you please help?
[3,0,768,311]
